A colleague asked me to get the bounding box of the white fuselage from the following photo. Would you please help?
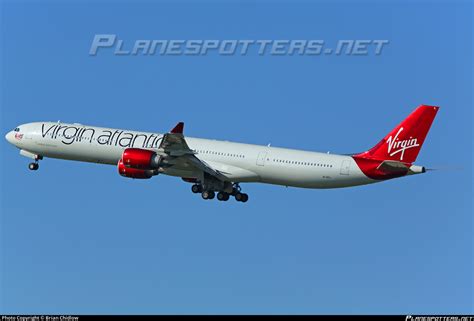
[6,122,374,189]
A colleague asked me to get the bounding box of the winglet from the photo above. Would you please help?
[170,122,184,134]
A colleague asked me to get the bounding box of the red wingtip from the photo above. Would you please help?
[170,122,184,134]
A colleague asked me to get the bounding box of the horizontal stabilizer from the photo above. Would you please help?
[376,160,409,173]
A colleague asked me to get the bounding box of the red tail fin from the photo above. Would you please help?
[354,105,439,164]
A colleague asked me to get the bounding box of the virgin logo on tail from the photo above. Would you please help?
[386,127,420,161]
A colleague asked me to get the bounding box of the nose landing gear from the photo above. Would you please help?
[28,162,39,171]
[28,155,42,171]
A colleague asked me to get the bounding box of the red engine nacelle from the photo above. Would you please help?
[117,159,154,179]
[122,148,161,170]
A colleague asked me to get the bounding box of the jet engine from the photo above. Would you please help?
[121,148,162,170]
[117,159,157,179]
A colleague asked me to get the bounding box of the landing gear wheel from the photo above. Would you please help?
[235,193,249,202]
[217,192,229,201]
[201,191,215,200]
[192,184,202,194]
[28,162,39,171]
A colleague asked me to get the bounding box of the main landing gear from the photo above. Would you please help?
[201,190,215,200]
[191,183,249,203]
[217,192,230,201]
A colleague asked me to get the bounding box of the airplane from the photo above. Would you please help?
[5,105,439,203]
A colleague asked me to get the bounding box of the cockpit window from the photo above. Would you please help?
[14,128,20,132]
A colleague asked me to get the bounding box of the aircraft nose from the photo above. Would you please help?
[5,131,14,144]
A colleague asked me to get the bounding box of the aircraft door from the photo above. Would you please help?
[256,152,267,166]
[340,159,350,175]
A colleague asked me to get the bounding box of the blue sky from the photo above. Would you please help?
[1,0,472,314]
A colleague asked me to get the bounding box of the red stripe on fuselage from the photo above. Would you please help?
[352,156,409,180]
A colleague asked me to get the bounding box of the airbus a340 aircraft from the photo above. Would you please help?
[5,105,439,202]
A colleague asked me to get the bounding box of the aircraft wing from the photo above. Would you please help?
[158,122,229,181]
